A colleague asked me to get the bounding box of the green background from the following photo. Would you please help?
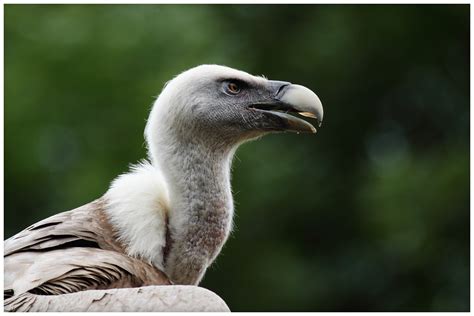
[5,4,469,311]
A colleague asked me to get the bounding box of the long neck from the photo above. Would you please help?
[151,138,237,284]
[156,140,235,217]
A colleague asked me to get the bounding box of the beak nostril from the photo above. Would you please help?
[269,80,292,98]
[276,83,290,98]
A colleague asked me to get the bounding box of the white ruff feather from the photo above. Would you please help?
[105,161,169,270]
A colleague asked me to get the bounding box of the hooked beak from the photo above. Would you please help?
[249,82,324,133]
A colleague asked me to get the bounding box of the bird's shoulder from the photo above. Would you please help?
[4,195,171,300]
[4,198,124,257]
[4,162,172,301]
[5,247,171,300]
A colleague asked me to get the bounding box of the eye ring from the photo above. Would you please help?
[226,82,241,95]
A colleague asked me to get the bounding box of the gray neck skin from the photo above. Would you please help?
[153,137,237,285]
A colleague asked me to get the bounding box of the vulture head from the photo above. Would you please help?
[145,65,323,160]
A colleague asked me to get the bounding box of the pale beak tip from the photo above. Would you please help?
[281,84,324,127]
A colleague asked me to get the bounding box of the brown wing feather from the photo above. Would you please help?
[5,198,123,256]
[5,248,169,295]
[4,197,171,303]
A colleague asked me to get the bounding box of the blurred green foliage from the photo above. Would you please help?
[5,4,469,312]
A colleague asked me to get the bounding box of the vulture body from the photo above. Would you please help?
[4,65,323,312]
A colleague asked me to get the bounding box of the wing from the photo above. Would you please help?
[4,198,171,300]
[5,199,122,256]
[5,248,170,298]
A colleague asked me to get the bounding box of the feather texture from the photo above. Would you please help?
[104,161,170,270]
[4,195,171,310]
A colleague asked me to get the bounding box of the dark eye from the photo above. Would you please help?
[226,82,241,95]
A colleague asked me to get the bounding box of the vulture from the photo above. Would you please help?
[4,65,323,312]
